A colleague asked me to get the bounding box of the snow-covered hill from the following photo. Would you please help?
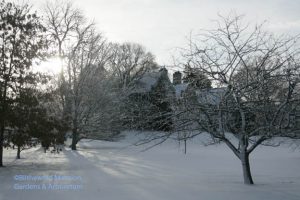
[0,133,300,200]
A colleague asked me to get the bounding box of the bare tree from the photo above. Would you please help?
[43,0,83,145]
[44,0,82,59]
[109,42,158,90]
[44,1,116,150]
[178,14,300,184]
[66,24,116,150]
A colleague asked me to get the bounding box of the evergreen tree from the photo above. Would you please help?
[183,64,212,89]
[149,69,175,131]
[0,1,47,166]
[9,88,41,158]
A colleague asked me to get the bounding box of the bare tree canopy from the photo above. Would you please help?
[109,42,158,89]
[177,14,300,184]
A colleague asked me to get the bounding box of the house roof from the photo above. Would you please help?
[174,83,188,98]
[196,88,226,105]
[129,68,226,105]
[130,69,168,94]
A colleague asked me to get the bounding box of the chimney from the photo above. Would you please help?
[173,71,182,85]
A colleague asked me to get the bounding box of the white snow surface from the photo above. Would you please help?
[0,132,300,200]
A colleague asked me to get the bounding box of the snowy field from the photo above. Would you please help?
[0,133,300,200]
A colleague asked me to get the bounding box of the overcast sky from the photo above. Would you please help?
[29,0,300,66]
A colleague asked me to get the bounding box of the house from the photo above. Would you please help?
[130,67,174,96]
[124,67,175,131]
[125,68,226,131]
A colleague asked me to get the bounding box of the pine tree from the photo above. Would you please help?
[149,69,175,131]
[0,1,47,166]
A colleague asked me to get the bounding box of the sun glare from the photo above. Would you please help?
[35,57,63,75]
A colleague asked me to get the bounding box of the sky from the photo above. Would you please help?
[27,0,300,66]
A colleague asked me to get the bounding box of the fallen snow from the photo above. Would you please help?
[0,133,300,200]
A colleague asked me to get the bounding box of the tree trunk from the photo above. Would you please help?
[0,139,3,167]
[240,152,254,184]
[71,102,79,150]
[71,138,77,150]
[17,146,21,159]
[223,138,254,184]
[184,139,187,154]
[0,124,4,167]
[71,128,77,150]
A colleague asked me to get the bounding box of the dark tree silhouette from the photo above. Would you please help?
[0,1,47,166]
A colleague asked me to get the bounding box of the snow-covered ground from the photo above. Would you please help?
[0,133,300,200]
